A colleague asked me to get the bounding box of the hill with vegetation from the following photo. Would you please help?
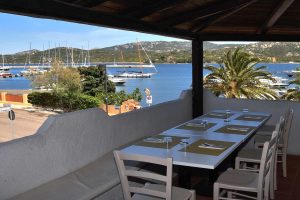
[3,41,300,64]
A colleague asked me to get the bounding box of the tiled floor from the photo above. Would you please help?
[196,155,300,200]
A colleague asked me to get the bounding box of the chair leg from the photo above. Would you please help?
[235,158,240,169]
[283,153,287,177]
[270,169,275,199]
[213,183,220,200]
[274,155,278,190]
[189,190,196,200]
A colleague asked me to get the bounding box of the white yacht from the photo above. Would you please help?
[106,40,157,78]
[260,76,289,89]
[107,75,126,85]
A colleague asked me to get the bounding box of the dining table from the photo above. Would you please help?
[120,109,272,193]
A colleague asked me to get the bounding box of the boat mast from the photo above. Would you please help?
[81,46,84,66]
[71,47,74,67]
[139,41,157,73]
[66,41,69,66]
[120,49,124,62]
[42,44,45,68]
[1,53,4,69]
[48,41,51,67]
[54,43,57,61]
[58,43,61,62]
[136,39,143,73]
[28,42,31,67]
[87,41,90,66]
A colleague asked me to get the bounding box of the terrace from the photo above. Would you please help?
[0,0,300,200]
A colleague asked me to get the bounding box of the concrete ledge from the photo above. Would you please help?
[0,90,192,199]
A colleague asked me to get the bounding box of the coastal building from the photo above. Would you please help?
[100,99,141,116]
[0,1,300,200]
[0,90,31,108]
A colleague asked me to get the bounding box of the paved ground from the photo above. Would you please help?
[0,109,53,142]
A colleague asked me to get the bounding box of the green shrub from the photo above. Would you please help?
[28,91,101,112]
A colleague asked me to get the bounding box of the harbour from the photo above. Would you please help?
[0,63,299,107]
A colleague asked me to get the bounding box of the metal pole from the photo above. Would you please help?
[10,117,14,140]
[104,65,108,113]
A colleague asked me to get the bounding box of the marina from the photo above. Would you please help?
[0,63,299,107]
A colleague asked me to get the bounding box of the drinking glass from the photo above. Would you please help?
[201,119,208,127]
[224,110,231,122]
[242,108,249,113]
[164,137,173,150]
[180,138,189,153]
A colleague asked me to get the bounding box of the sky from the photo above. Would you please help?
[0,13,255,54]
[0,13,185,54]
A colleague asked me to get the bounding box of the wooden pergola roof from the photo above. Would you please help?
[0,0,299,41]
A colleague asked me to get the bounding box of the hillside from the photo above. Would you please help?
[3,41,300,64]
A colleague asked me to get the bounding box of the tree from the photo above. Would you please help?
[204,48,277,100]
[282,70,300,100]
[78,66,115,96]
[97,88,142,106]
[31,60,82,94]
[127,88,143,102]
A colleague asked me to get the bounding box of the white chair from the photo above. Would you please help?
[254,109,293,177]
[235,120,282,200]
[254,108,290,137]
[114,150,196,200]
[214,132,278,200]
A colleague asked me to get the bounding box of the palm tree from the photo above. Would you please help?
[204,48,277,100]
[282,70,300,100]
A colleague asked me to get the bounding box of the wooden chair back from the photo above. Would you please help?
[258,129,279,200]
[283,108,293,151]
[114,150,172,200]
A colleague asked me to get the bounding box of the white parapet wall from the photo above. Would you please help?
[0,90,192,199]
[203,89,300,155]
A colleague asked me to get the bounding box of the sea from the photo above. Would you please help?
[0,63,299,107]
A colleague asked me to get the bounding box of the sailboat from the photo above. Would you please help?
[21,43,47,75]
[106,40,157,78]
[0,53,12,78]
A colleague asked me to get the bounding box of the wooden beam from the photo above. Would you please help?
[257,0,295,34]
[192,0,258,33]
[192,39,203,118]
[73,0,108,8]
[0,0,196,40]
[124,0,186,18]
[162,0,255,27]
[196,33,300,42]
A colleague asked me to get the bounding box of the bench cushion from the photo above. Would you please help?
[10,152,121,200]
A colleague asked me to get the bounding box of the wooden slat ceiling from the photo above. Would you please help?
[0,0,299,41]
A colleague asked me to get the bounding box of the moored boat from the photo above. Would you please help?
[260,76,289,89]
[114,71,155,78]
[0,71,13,78]
[108,75,126,85]
[106,40,157,78]
[284,69,300,77]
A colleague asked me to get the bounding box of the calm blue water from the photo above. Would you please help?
[1,63,300,107]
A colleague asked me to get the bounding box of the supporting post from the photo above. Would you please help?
[192,39,203,118]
